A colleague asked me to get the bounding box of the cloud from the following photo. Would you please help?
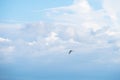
[0,0,120,66]
[0,37,10,42]
[0,46,14,53]
[0,23,23,30]
[0,37,15,63]
[103,0,120,20]
[45,32,59,42]
[1,1,120,80]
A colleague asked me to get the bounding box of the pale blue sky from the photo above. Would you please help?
[0,0,120,80]
[0,0,73,23]
[0,0,102,23]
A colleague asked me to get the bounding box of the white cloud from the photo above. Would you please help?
[0,23,23,30]
[0,0,120,65]
[103,0,120,20]
[73,0,92,13]
[103,0,120,32]
[40,0,120,64]
[45,32,59,42]
[27,41,36,46]
[105,30,120,36]
[0,37,11,42]
[66,27,75,37]
[0,46,15,63]
[0,46,15,53]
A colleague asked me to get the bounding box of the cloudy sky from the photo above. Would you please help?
[0,0,120,80]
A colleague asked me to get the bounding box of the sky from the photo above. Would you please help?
[0,0,120,80]
[0,0,73,23]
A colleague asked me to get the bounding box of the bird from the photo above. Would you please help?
[68,50,73,54]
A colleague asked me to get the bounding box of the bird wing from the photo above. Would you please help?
[68,50,72,54]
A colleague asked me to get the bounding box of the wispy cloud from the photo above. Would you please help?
[0,37,11,42]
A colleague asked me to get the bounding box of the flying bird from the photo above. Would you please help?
[68,50,73,54]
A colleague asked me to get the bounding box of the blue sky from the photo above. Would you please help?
[0,0,102,23]
[0,0,73,23]
[0,0,120,80]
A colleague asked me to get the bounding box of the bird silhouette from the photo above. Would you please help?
[68,50,72,54]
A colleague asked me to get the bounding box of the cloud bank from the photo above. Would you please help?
[0,0,120,70]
